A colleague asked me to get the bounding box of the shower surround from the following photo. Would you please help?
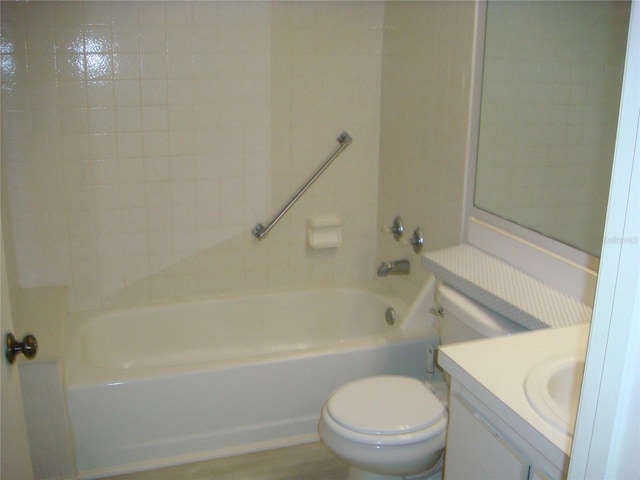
[1,1,384,312]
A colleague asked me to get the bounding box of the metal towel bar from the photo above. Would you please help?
[252,131,352,240]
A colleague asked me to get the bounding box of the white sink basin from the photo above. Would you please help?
[524,353,585,436]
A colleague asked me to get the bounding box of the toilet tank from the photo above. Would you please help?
[436,284,526,345]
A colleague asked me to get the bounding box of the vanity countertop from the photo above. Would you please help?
[438,323,590,472]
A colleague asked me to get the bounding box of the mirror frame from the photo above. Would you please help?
[464,0,601,277]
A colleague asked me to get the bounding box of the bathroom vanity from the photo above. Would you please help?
[438,323,589,480]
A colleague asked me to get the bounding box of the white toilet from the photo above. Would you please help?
[318,282,526,480]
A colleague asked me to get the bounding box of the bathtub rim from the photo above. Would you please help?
[65,327,432,389]
[63,283,435,389]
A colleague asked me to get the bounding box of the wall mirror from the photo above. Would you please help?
[471,0,630,260]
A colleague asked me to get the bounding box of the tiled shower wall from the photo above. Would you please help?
[376,1,475,302]
[1,1,383,311]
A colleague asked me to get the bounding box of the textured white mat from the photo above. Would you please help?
[422,244,592,330]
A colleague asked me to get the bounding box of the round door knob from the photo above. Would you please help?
[5,333,38,365]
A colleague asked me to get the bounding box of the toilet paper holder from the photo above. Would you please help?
[307,215,342,249]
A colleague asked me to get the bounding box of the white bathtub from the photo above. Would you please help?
[63,284,435,479]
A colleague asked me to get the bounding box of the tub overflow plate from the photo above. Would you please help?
[385,307,396,326]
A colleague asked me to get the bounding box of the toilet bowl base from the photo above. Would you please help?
[347,468,404,480]
[346,451,444,480]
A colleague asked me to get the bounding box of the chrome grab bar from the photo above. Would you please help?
[251,131,352,240]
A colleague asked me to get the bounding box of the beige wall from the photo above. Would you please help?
[1,1,384,311]
[377,1,476,301]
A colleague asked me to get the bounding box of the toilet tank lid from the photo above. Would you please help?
[325,376,444,435]
[437,284,527,337]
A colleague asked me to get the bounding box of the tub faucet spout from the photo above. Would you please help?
[377,259,410,276]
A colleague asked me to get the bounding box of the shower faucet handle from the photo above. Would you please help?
[409,228,424,253]
[390,216,404,241]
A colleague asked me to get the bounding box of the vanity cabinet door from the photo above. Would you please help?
[444,394,530,480]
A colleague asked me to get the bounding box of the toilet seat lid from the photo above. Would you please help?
[325,376,444,435]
